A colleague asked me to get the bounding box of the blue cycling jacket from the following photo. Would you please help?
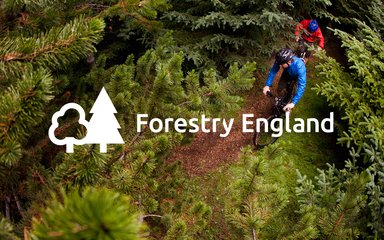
[265,56,306,105]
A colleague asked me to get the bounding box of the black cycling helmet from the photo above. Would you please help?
[275,48,294,65]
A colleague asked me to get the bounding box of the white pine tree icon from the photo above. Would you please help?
[84,87,124,152]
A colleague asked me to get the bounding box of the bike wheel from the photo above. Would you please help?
[253,115,280,149]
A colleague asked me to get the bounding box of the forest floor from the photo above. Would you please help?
[167,70,278,176]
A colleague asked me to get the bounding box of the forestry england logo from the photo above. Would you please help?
[48,87,124,153]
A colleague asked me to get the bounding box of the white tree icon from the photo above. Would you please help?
[48,103,89,153]
[83,87,124,153]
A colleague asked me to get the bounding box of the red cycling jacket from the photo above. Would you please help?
[295,19,325,49]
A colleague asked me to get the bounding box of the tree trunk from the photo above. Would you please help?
[252,228,258,240]
[24,227,29,240]
[5,195,11,221]
[14,194,25,218]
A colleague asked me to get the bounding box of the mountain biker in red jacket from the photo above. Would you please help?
[295,19,324,51]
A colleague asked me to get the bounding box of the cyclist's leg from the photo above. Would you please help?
[278,70,294,102]
[278,71,298,104]
[286,79,298,104]
[277,70,289,97]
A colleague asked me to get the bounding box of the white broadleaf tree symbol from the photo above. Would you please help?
[48,103,89,153]
[83,87,124,153]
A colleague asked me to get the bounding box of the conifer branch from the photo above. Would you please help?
[0,68,53,143]
[108,125,149,167]
[0,16,105,77]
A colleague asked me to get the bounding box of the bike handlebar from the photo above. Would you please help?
[266,91,292,112]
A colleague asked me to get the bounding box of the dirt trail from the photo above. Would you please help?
[167,36,343,176]
[167,74,275,176]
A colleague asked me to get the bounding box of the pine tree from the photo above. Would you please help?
[0,216,18,240]
[284,164,369,239]
[313,20,384,238]
[162,0,295,69]
[305,0,384,34]
[289,0,334,21]
[0,12,105,234]
[163,201,212,239]
[226,146,290,239]
[30,187,143,240]
[0,0,170,236]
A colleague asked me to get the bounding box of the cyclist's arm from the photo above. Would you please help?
[316,29,325,49]
[265,63,279,87]
[291,67,307,105]
[295,20,308,38]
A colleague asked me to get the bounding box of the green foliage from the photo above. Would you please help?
[226,146,290,239]
[80,32,256,129]
[0,3,106,238]
[164,219,187,240]
[0,216,18,240]
[162,0,295,68]
[106,0,170,41]
[366,0,384,34]
[0,68,53,167]
[103,0,170,21]
[286,164,369,240]
[0,6,106,232]
[290,0,334,21]
[314,21,384,163]
[6,1,383,239]
[163,201,212,239]
[308,0,384,32]
[0,1,175,236]
[313,21,384,238]
[68,33,254,238]
[55,144,110,188]
[0,0,79,33]
[31,187,143,240]
[0,16,105,79]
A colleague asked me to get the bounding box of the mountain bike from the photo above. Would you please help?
[253,81,296,149]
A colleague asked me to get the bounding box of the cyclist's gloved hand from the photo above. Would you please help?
[263,86,270,95]
[283,103,295,112]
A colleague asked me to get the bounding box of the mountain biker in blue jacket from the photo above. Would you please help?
[262,48,306,111]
